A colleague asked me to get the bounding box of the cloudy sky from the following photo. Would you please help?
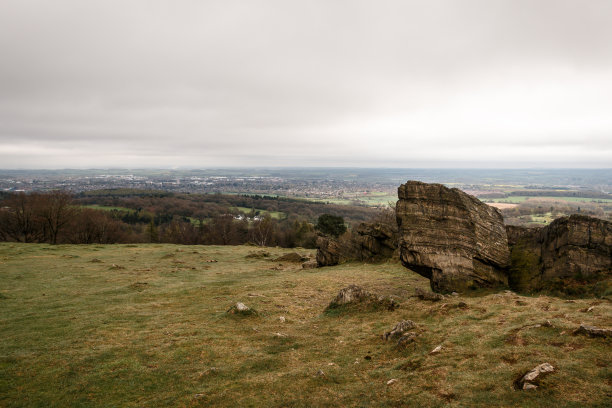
[1,0,611,169]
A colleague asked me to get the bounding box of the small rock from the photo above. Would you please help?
[383,320,417,341]
[451,292,459,296]
[274,252,308,263]
[316,369,325,377]
[279,316,286,323]
[387,379,398,385]
[583,306,595,313]
[516,363,555,390]
[326,285,399,311]
[415,288,444,301]
[274,332,288,337]
[227,302,256,315]
[573,325,612,338]
[430,345,442,354]
[396,333,417,349]
[194,393,206,399]
[302,259,318,269]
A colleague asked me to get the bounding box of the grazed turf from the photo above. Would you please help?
[0,243,610,407]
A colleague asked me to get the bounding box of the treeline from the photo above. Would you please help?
[74,190,379,225]
[0,190,381,247]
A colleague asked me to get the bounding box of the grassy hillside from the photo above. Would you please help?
[0,243,610,407]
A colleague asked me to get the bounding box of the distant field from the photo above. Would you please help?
[232,206,285,219]
[82,204,134,212]
[1,243,610,407]
[307,192,397,207]
[484,196,612,204]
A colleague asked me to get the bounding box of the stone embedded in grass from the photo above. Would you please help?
[273,252,308,263]
[226,302,257,316]
[245,250,271,259]
[325,285,399,312]
[301,259,318,269]
[396,333,417,349]
[89,258,103,263]
[573,325,612,338]
[415,288,444,301]
[430,345,442,354]
[383,320,417,341]
[109,264,125,270]
[515,363,555,390]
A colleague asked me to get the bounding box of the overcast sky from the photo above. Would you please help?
[1,0,611,169]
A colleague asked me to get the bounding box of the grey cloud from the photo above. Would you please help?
[0,0,611,168]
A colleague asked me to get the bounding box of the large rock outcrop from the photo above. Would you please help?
[508,215,611,295]
[316,220,398,266]
[316,236,343,267]
[396,181,510,292]
[354,222,397,261]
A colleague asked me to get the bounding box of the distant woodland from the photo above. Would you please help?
[0,190,379,247]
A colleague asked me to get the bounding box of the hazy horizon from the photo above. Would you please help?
[1,1,611,169]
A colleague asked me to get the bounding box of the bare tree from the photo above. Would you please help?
[38,190,76,244]
[0,193,45,242]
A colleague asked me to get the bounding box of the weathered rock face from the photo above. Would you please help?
[354,222,397,261]
[316,236,342,267]
[508,215,611,294]
[396,181,510,293]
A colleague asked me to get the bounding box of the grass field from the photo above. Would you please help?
[0,243,610,407]
[232,207,285,220]
[82,204,134,212]
[484,196,612,204]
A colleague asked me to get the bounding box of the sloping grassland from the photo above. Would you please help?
[0,243,610,407]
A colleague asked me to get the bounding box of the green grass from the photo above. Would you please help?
[0,243,610,407]
[485,196,612,204]
[232,207,285,219]
[82,204,134,212]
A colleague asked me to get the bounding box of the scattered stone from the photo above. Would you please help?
[109,264,125,270]
[396,333,417,349]
[515,363,555,390]
[279,316,286,323]
[316,369,326,377]
[451,292,459,296]
[415,288,444,301]
[573,325,612,338]
[383,320,417,341]
[582,306,595,313]
[302,259,318,269]
[274,332,288,337]
[226,302,256,315]
[274,252,308,263]
[396,180,510,293]
[194,393,206,399]
[326,285,399,312]
[430,345,443,354]
[387,379,398,385]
